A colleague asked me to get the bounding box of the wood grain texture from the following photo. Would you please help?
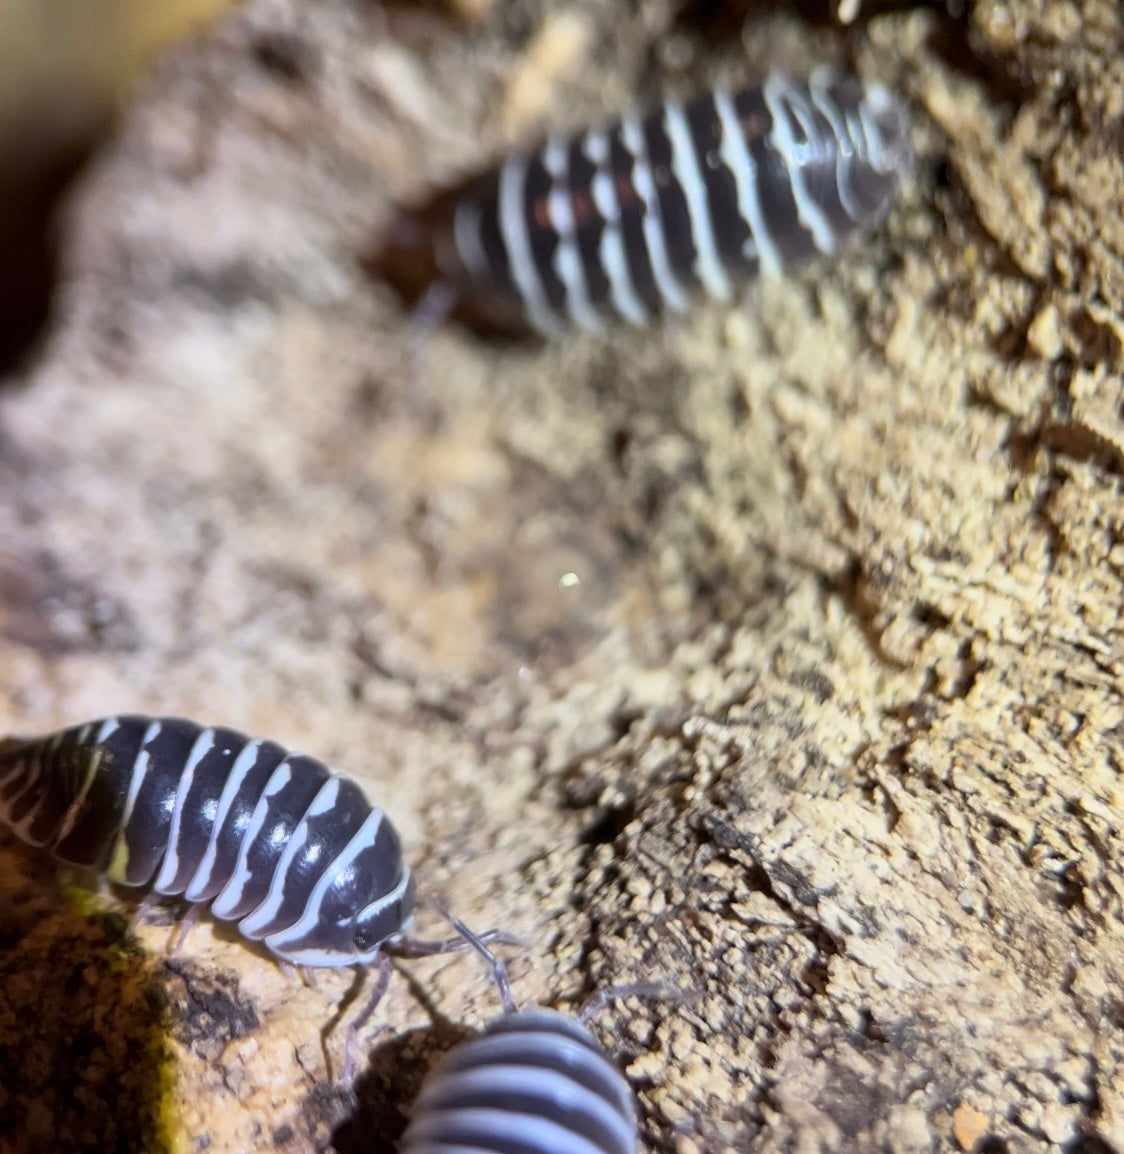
[0,1,1121,1151]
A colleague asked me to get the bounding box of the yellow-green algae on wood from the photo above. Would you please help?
[0,835,178,1154]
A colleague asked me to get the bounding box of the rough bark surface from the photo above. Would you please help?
[0,1,1121,1152]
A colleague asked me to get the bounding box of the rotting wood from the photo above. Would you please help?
[0,1,1121,1151]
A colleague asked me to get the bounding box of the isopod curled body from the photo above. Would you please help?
[376,67,911,336]
[0,715,415,967]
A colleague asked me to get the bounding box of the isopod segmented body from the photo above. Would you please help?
[400,1009,637,1154]
[0,715,415,967]
[382,68,911,336]
[400,909,638,1154]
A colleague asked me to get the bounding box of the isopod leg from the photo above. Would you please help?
[129,895,208,956]
[578,980,680,1024]
[127,890,163,936]
[167,903,203,953]
[407,280,459,380]
[342,951,392,1086]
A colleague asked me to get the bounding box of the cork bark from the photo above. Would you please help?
[0,1,1121,1152]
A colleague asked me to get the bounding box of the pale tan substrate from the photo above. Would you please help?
[0,1,1120,1152]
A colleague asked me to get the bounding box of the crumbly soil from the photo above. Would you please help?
[0,1,1121,1151]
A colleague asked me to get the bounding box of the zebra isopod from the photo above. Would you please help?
[400,911,638,1154]
[401,1009,637,1154]
[376,67,911,336]
[0,714,415,967]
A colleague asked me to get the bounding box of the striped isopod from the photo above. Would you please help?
[400,912,638,1154]
[401,1009,637,1154]
[0,714,415,968]
[376,67,911,336]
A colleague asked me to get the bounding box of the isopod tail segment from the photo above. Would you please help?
[365,67,912,339]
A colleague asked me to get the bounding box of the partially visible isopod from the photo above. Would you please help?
[400,911,639,1154]
[374,67,912,336]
